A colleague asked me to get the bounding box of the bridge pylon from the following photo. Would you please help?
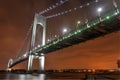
[27,13,46,71]
[7,59,13,71]
[39,53,45,71]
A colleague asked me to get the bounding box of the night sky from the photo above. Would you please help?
[0,0,120,70]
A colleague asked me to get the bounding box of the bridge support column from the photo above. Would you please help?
[7,59,13,69]
[27,13,46,71]
[36,13,46,71]
[39,53,45,71]
[113,0,119,14]
[27,55,34,71]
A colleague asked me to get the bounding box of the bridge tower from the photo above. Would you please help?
[28,13,46,71]
[7,59,13,71]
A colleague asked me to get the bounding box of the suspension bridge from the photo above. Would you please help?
[7,0,120,71]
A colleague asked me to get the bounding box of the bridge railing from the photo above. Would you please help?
[33,7,120,54]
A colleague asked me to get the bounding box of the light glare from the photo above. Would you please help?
[63,28,67,33]
[97,7,102,12]
[77,21,81,25]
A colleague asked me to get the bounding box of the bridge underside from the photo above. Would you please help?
[37,14,120,55]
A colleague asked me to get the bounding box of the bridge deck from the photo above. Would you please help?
[35,9,120,55]
[38,17,120,54]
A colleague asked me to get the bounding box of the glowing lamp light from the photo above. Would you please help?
[55,35,57,38]
[7,68,12,72]
[23,54,27,57]
[38,45,41,48]
[47,39,50,42]
[77,21,81,25]
[97,7,103,21]
[97,7,102,12]
[106,16,110,19]
[63,28,68,34]
[115,12,118,15]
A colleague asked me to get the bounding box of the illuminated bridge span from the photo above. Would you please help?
[8,0,120,71]
[35,11,120,54]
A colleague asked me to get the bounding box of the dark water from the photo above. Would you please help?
[0,73,79,80]
[0,73,120,80]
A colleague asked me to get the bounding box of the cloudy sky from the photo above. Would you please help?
[0,0,120,70]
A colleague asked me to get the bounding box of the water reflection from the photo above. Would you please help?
[19,74,45,80]
[39,74,45,80]
[19,75,26,80]
[5,73,82,80]
[2,73,120,80]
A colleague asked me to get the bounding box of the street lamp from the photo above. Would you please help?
[23,53,27,57]
[97,7,102,12]
[37,45,41,48]
[47,39,50,42]
[77,20,81,27]
[97,7,103,21]
[85,19,90,28]
[62,28,68,34]
[54,35,59,39]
